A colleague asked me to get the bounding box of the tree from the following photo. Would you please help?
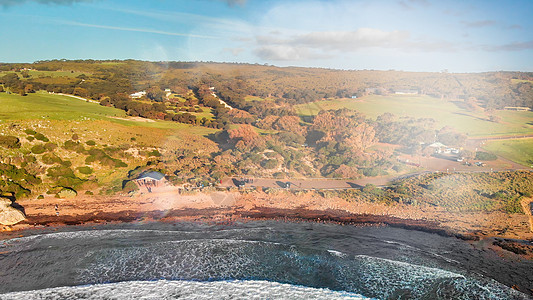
[146,86,165,102]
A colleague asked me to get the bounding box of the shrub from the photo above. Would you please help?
[0,136,21,149]
[46,166,75,178]
[31,144,47,154]
[475,151,497,161]
[44,142,57,152]
[41,153,62,165]
[122,180,139,193]
[78,166,93,174]
[86,140,96,146]
[362,167,380,177]
[37,195,44,199]
[34,133,49,142]
[60,160,72,167]
[261,159,278,169]
[148,150,161,157]
[24,129,36,135]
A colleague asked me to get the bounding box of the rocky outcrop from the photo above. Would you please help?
[0,198,26,226]
[57,188,77,199]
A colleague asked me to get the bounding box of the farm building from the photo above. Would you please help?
[130,91,146,99]
[503,107,531,111]
[134,171,167,186]
[395,89,419,95]
[427,142,447,153]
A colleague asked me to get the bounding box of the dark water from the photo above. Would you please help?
[0,221,531,299]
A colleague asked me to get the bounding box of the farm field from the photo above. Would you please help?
[0,70,87,78]
[295,95,533,137]
[0,91,218,136]
[483,138,533,167]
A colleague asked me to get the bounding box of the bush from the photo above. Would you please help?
[24,129,36,135]
[44,142,57,152]
[34,133,49,142]
[31,144,47,154]
[148,150,161,157]
[78,166,93,174]
[86,140,96,146]
[261,159,278,169]
[0,136,21,149]
[47,166,75,178]
[122,180,139,193]
[41,153,62,165]
[362,167,380,177]
[475,151,497,161]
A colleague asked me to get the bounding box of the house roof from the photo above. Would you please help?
[137,171,165,181]
[428,142,446,148]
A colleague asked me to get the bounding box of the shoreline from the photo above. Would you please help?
[2,189,532,258]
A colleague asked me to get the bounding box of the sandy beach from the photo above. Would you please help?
[2,188,532,244]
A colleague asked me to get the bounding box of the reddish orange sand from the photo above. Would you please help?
[3,189,532,243]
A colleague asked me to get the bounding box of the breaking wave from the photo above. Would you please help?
[0,223,529,299]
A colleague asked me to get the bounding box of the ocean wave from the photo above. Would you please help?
[0,280,370,300]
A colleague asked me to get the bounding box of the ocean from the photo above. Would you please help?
[0,221,531,299]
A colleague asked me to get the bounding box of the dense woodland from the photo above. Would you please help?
[0,60,532,199]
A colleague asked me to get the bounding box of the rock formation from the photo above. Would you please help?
[0,197,26,226]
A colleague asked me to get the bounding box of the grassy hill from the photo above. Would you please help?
[295,94,533,137]
[0,92,220,197]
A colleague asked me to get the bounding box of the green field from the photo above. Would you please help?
[0,70,88,78]
[483,138,533,167]
[295,95,533,137]
[0,91,218,135]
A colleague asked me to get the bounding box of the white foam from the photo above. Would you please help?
[0,280,370,300]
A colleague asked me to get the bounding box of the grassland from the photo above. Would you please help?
[0,91,218,135]
[0,91,126,121]
[483,138,533,167]
[0,70,88,78]
[295,95,533,137]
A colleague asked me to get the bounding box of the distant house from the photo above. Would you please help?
[395,89,419,95]
[130,91,146,99]
[427,142,447,154]
[351,95,358,99]
[134,171,167,186]
[503,107,531,111]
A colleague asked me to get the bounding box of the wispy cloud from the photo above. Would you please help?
[253,28,455,61]
[0,0,93,7]
[95,5,251,35]
[59,20,219,39]
[461,20,497,28]
[398,0,430,10]
[485,40,533,51]
[221,0,246,6]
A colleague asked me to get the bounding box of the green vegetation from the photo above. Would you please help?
[475,151,498,161]
[0,60,531,208]
[0,136,21,149]
[389,171,533,212]
[0,91,126,121]
[295,95,533,137]
[483,138,533,167]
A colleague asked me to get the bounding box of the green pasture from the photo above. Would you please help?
[483,138,533,167]
[0,91,126,120]
[0,91,218,136]
[0,70,87,78]
[295,95,533,137]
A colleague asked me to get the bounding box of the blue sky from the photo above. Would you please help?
[0,0,532,72]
